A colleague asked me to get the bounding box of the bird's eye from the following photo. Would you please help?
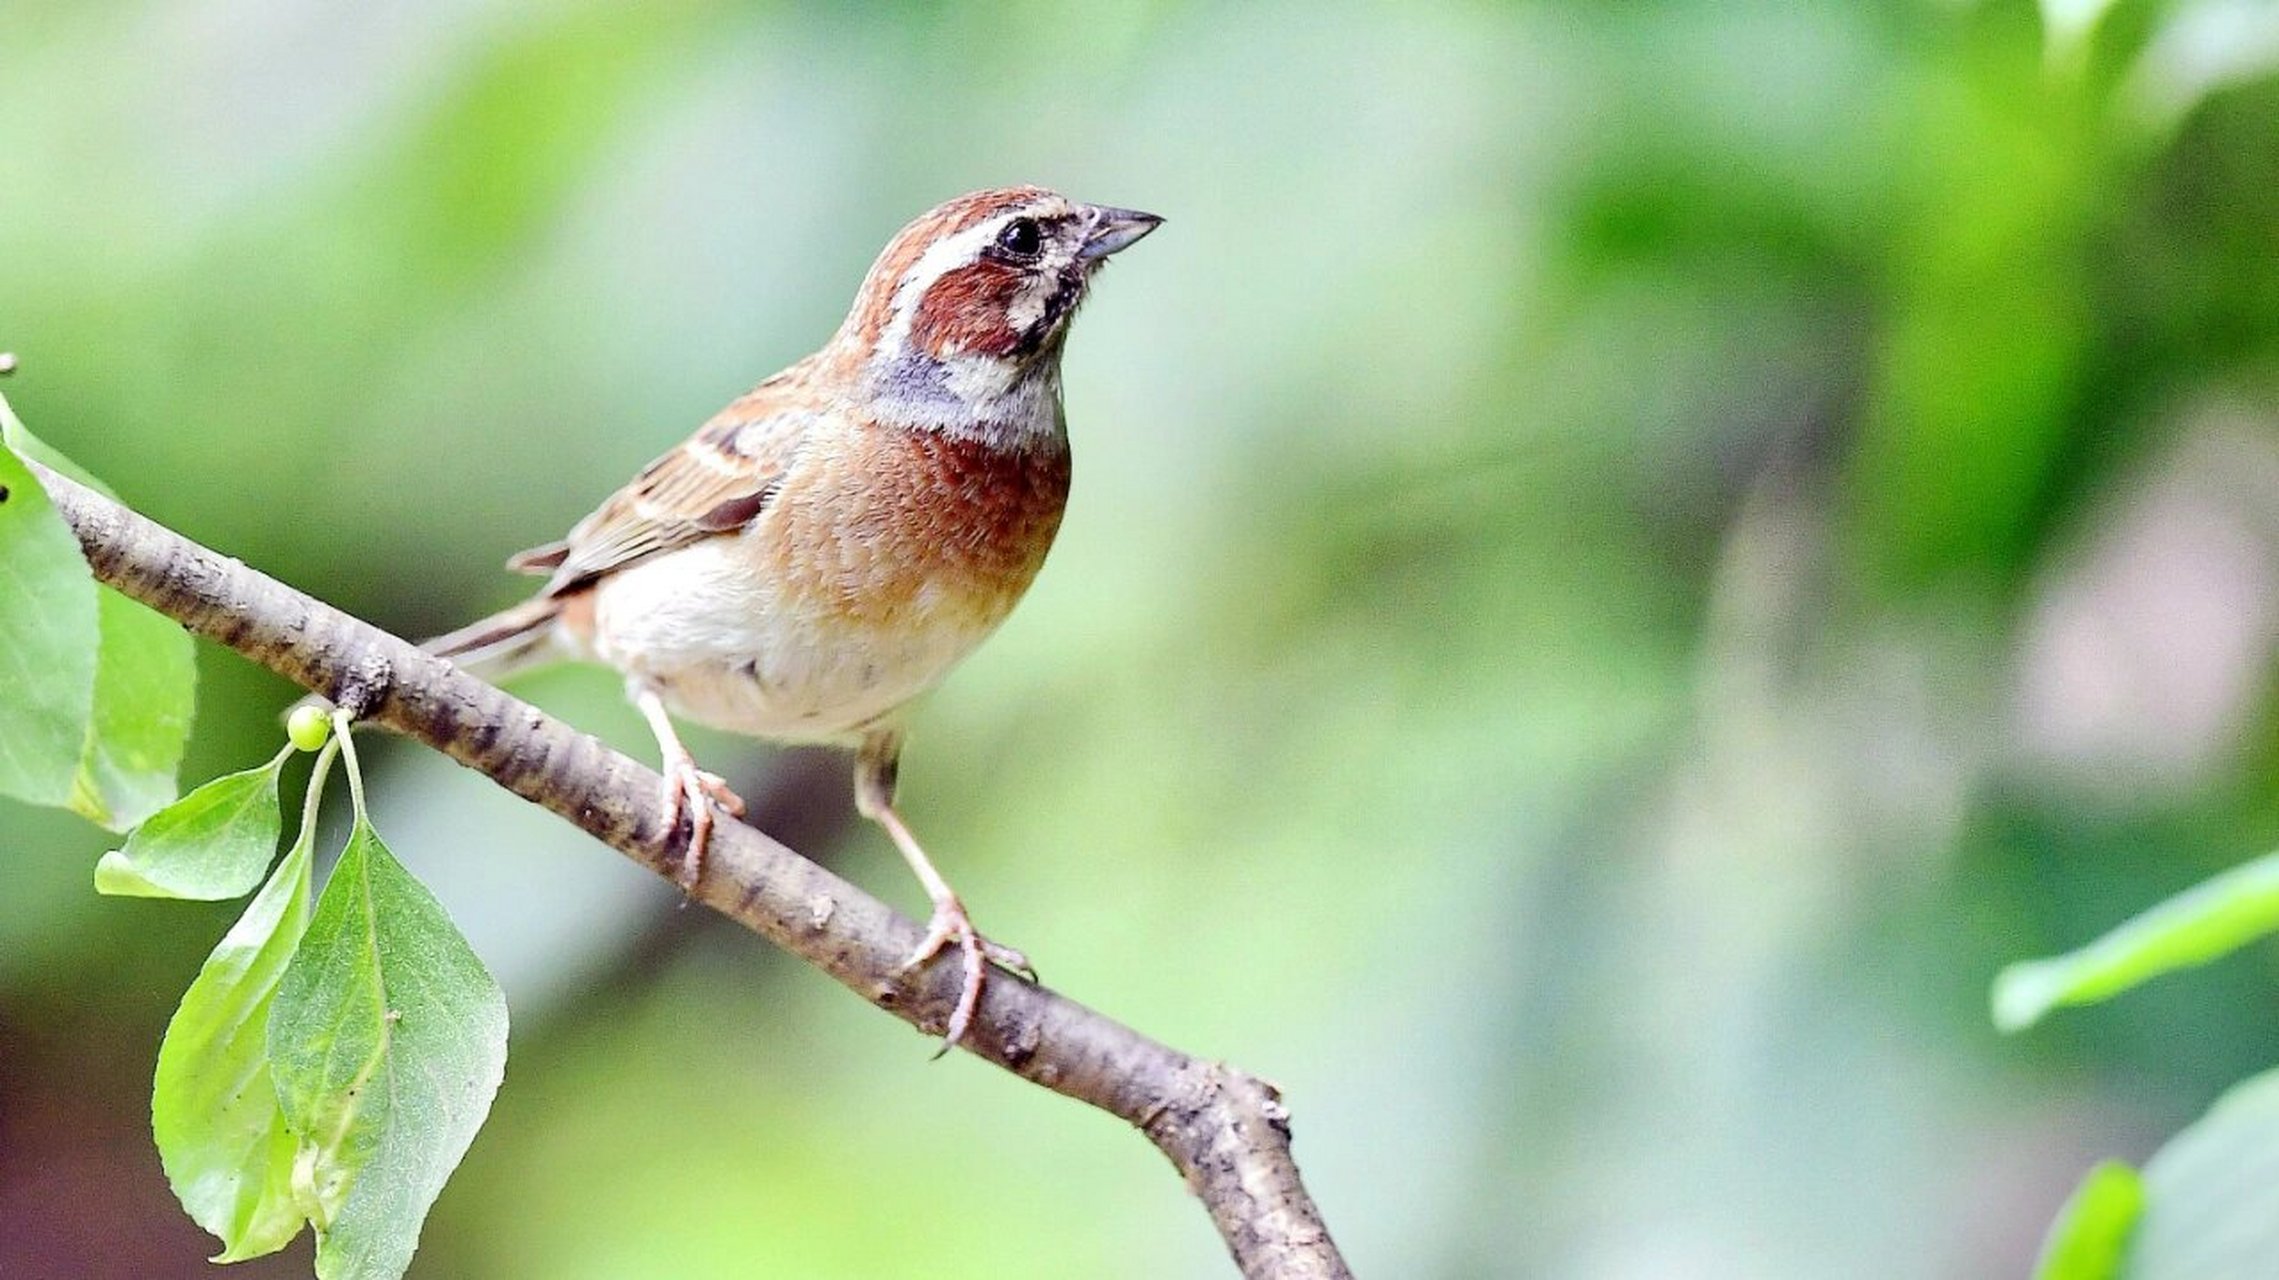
[996,218,1042,257]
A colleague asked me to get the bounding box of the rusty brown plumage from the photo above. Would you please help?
[762,420,1070,631]
[913,259,1031,357]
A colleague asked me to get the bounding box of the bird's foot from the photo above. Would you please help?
[900,896,1035,1056]
[660,759,745,893]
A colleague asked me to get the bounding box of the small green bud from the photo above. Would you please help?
[287,704,332,753]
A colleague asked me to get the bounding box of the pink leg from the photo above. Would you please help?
[634,684,745,892]
[855,729,1032,1054]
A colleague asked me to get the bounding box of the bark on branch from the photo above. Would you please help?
[30,460,1351,1280]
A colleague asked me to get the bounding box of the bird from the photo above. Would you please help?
[418,186,1160,1050]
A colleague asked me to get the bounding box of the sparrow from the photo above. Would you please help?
[421,186,1160,1049]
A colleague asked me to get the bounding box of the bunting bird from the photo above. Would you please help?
[422,187,1161,1049]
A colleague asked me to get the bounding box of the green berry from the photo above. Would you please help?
[287,704,332,753]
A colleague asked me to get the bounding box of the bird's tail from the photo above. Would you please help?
[419,595,566,681]
[288,595,565,719]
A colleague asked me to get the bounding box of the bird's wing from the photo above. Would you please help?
[510,375,822,597]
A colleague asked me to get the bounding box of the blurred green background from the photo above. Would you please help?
[5,0,2279,1275]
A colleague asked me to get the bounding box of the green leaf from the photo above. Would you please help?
[0,392,100,484]
[2125,1067,2279,1279]
[96,749,289,899]
[268,817,507,1280]
[69,587,198,830]
[1993,850,2279,1031]
[153,807,320,1261]
[0,393,197,829]
[2031,1161,2142,1280]
[0,421,99,809]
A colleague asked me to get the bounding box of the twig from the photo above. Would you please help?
[28,459,1352,1280]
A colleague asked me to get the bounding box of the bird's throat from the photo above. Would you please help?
[865,348,1067,453]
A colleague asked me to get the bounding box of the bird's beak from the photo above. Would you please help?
[1078,205,1164,260]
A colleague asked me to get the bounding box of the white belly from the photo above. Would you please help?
[583,538,1001,742]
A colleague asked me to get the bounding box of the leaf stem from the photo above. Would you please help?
[329,710,367,821]
[297,736,340,855]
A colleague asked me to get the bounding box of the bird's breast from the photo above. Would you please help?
[589,420,1071,741]
[763,420,1072,633]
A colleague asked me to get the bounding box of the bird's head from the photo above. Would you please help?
[834,186,1161,432]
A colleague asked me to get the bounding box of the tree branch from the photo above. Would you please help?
[30,460,1351,1280]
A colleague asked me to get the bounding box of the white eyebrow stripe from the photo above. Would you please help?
[877,212,1024,356]
[876,196,1079,357]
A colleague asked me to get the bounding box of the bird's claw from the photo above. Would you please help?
[900,897,1034,1055]
[660,761,744,892]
